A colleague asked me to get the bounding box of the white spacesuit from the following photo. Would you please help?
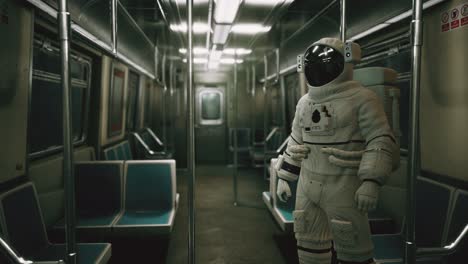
[276,38,399,264]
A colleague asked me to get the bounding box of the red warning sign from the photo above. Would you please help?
[441,2,468,32]
[442,23,450,32]
[462,17,468,26]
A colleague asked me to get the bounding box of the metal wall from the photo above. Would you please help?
[0,1,33,183]
[420,0,468,183]
[98,56,129,147]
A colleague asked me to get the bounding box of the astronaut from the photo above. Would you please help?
[276,38,399,264]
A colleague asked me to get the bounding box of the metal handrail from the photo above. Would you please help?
[265,127,280,143]
[416,224,468,258]
[145,128,164,147]
[275,138,289,154]
[0,237,33,264]
[0,237,66,264]
[131,132,163,156]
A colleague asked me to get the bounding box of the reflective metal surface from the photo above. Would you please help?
[57,0,77,263]
[405,0,423,263]
[187,1,196,264]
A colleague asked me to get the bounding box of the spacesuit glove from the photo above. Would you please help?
[321,147,363,168]
[288,145,310,161]
[354,181,380,212]
[277,179,292,203]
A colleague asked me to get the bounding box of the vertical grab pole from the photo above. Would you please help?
[340,0,346,42]
[233,53,239,206]
[58,0,76,263]
[263,55,268,179]
[111,0,118,55]
[406,0,423,263]
[187,0,196,264]
[162,54,168,153]
[251,64,256,146]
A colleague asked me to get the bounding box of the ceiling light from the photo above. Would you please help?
[182,58,208,64]
[220,58,244,64]
[223,48,252,55]
[179,47,209,55]
[214,0,242,24]
[209,48,223,62]
[231,24,271,34]
[212,24,232,44]
[244,0,285,6]
[170,22,210,34]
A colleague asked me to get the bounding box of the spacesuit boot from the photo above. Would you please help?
[288,38,398,264]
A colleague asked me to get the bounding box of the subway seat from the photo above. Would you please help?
[103,140,133,161]
[372,177,454,263]
[0,183,111,264]
[113,160,179,236]
[53,161,124,236]
[52,159,179,237]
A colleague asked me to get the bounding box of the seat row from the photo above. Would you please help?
[0,159,178,263]
[0,183,112,264]
[263,159,468,263]
[53,160,179,237]
[103,127,172,161]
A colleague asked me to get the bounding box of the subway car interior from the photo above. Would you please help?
[0,0,467,263]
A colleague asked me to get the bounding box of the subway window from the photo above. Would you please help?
[126,71,140,131]
[29,39,91,157]
[108,66,126,137]
[143,81,152,127]
[199,89,223,125]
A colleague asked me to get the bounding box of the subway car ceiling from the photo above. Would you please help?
[1,0,468,263]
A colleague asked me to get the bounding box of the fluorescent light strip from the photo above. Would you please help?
[214,0,242,24]
[231,24,272,34]
[223,48,252,55]
[170,22,210,34]
[244,0,285,6]
[182,58,208,64]
[220,58,244,64]
[179,47,209,55]
[349,0,446,41]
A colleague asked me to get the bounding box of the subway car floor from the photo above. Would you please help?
[109,165,297,264]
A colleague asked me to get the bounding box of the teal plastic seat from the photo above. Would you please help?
[372,177,454,263]
[0,183,111,263]
[54,161,123,235]
[113,160,177,235]
[34,243,111,264]
[103,140,133,160]
[103,148,117,160]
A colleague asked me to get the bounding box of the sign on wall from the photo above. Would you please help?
[441,1,468,32]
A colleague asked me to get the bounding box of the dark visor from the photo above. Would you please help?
[304,44,344,87]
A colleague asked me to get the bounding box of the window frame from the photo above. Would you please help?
[29,38,92,159]
[198,88,224,126]
[107,63,126,138]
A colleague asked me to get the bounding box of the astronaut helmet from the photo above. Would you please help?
[301,38,361,88]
